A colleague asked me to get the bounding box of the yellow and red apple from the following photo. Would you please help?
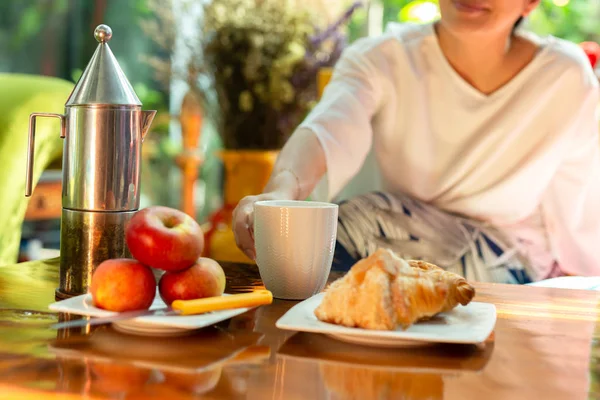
[158,258,226,305]
[90,259,156,312]
[126,206,204,272]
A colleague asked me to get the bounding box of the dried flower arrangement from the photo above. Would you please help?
[141,0,360,150]
[201,0,361,149]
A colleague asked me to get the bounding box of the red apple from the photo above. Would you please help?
[158,258,226,305]
[91,259,156,312]
[126,206,204,272]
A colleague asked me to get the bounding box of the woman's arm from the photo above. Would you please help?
[265,36,389,201]
[263,127,327,201]
[542,82,600,276]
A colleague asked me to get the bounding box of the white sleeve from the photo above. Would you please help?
[542,84,600,276]
[299,39,386,200]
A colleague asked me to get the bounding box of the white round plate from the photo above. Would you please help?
[112,322,198,337]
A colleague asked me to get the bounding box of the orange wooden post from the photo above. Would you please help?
[175,89,204,218]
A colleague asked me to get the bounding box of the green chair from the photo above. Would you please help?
[0,73,73,266]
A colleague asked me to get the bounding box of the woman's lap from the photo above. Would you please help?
[332,191,533,284]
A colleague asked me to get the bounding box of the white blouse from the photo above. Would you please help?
[299,22,600,280]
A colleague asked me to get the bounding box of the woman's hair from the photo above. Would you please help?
[512,16,524,34]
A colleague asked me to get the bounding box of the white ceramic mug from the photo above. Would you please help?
[254,200,338,300]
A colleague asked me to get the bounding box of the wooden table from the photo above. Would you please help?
[0,259,599,399]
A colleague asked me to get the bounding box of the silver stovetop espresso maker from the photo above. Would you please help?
[25,25,156,299]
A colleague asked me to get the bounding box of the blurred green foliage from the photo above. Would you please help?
[0,0,169,132]
[348,0,600,43]
[529,0,600,43]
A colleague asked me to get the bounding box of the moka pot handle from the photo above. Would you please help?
[25,112,66,197]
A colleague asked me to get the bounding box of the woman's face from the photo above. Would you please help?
[438,0,540,36]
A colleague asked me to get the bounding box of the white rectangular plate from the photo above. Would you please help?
[276,293,496,347]
[49,290,250,333]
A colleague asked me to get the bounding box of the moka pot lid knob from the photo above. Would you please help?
[65,24,141,107]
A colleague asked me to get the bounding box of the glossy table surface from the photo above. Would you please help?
[0,258,599,399]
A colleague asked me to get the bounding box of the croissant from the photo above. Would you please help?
[408,260,475,312]
[315,249,475,330]
[316,249,453,330]
[392,275,449,329]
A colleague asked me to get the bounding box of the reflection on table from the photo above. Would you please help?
[0,258,598,399]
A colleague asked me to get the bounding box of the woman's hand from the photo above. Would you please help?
[232,192,286,261]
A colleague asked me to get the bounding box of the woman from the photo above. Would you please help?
[232,0,600,283]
